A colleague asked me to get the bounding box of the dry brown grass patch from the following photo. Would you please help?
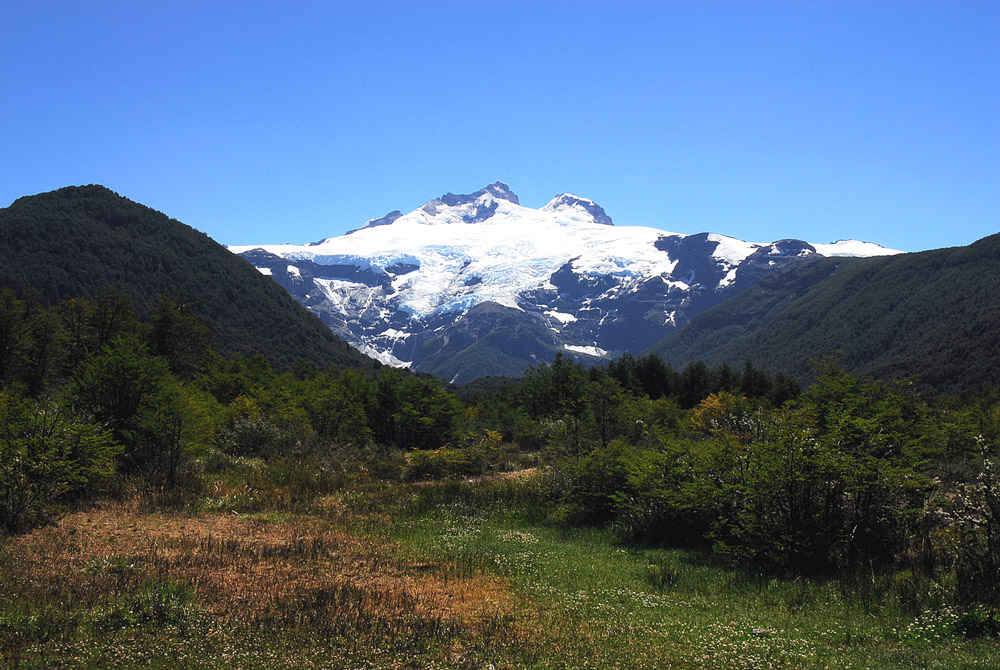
[2,502,522,637]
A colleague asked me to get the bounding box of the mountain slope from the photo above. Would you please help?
[230,181,899,383]
[647,233,1000,393]
[0,186,379,372]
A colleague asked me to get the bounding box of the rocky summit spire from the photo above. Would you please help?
[436,181,520,208]
[418,181,521,222]
[482,181,519,205]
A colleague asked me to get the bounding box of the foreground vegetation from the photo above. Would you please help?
[3,284,1000,667]
[4,468,999,668]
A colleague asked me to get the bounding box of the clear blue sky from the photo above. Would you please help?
[3,1,997,251]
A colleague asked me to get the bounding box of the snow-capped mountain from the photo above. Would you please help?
[228,182,901,383]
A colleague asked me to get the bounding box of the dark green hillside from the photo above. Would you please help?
[415,302,563,383]
[0,186,378,371]
[648,233,1000,393]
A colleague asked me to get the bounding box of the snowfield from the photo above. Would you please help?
[230,182,901,323]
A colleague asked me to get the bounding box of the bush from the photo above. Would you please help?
[405,447,486,481]
[0,392,119,534]
[403,429,503,481]
[954,459,1000,608]
[557,438,634,525]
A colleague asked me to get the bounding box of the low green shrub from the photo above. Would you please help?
[405,447,485,481]
[93,579,193,631]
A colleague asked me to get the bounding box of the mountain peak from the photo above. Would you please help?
[432,181,520,208]
[482,181,519,204]
[541,193,614,226]
[418,181,520,223]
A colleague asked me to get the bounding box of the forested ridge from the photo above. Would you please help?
[0,185,378,372]
[649,232,1000,393]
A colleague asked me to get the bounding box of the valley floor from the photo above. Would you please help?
[2,473,997,669]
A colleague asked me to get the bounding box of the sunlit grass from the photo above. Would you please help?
[2,470,999,668]
[391,477,1000,669]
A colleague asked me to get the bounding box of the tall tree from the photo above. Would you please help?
[148,290,214,378]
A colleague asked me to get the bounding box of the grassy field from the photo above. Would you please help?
[1,467,998,669]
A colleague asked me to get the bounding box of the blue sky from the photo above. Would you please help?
[3,1,997,251]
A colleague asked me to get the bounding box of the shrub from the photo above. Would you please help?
[405,447,485,481]
[954,459,1000,608]
[0,392,119,534]
[94,579,193,631]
